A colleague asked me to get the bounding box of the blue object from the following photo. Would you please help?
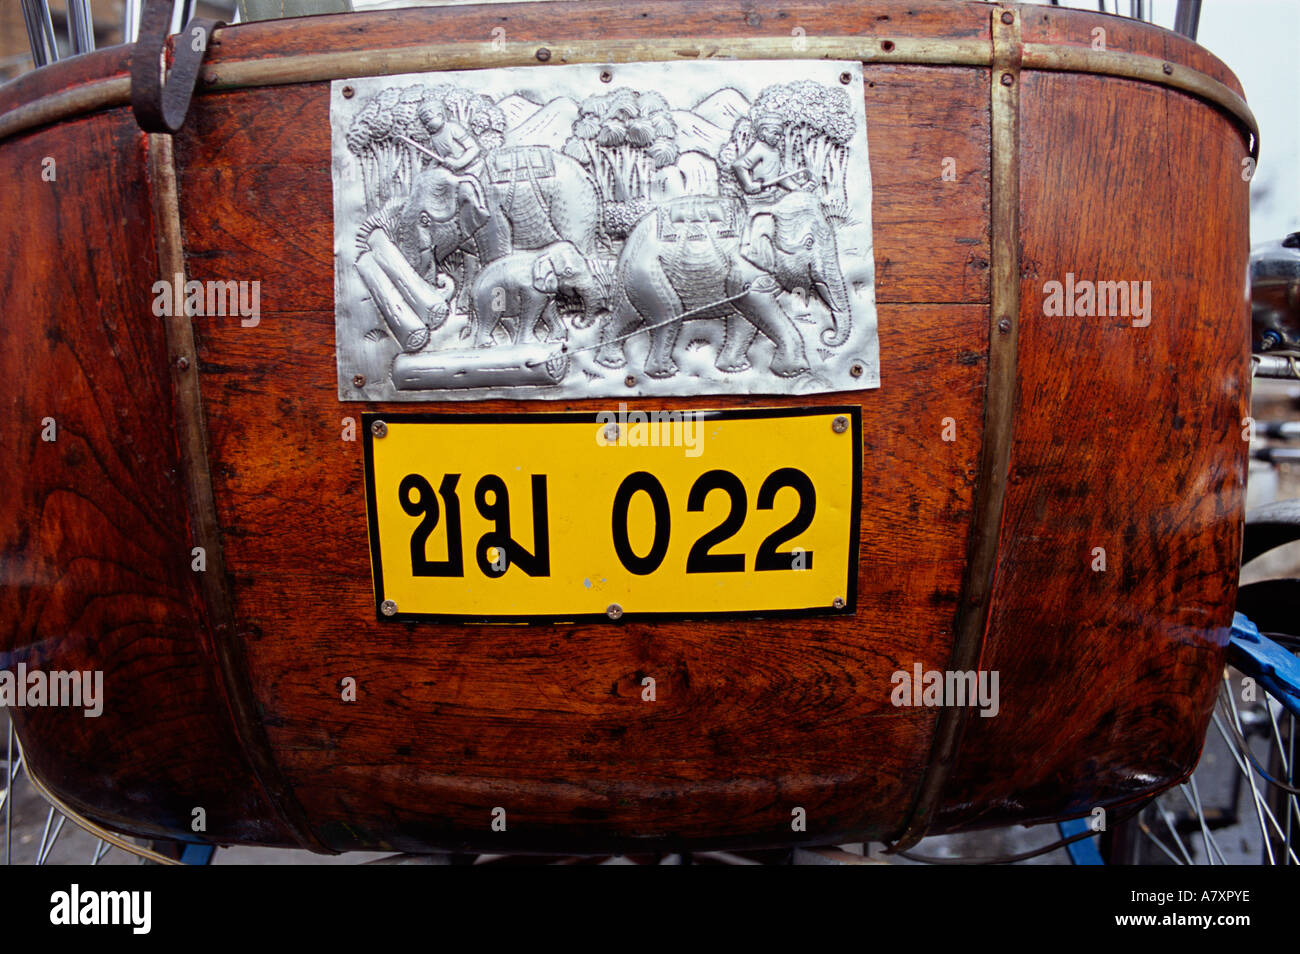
[1228,612,1300,720]
[178,842,216,865]
[1057,817,1104,865]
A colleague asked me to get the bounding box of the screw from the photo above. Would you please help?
[607,603,623,620]
[1162,62,1174,75]
[1001,11,1014,24]
[600,69,613,83]
[603,423,620,442]
[342,85,355,98]
[850,362,865,378]
[380,599,397,617]
[371,420,388,439]
[536,47,551,62]
[881,40,895,52]
[839,72,852,85]
[624,375,636,388]
[832,415,849,434]
[998,317,1012,334]
[176,356,189,372]
[832,596,846,609]
[1001,72,1014,86]
[353,373,366,388]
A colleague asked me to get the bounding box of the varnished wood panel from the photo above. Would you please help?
[0,0,1253,851]
[933,71,1250,832]
[187,293,984,849]
[0,111,295,847]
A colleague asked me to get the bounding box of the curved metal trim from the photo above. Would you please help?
[0,33,1258,155]
[888,4,1023,851]
[1021,43,1258,160]
[14,733,184,865]
[148,134,333,855]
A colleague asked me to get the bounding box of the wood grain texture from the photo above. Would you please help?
[932,70,1250,832]
[0,112,295,847]
[0,0,1252,851]
[186,294,983,849]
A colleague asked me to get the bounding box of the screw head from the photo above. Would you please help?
[832,415,849,434]
[1001,72,1014,86]
[603,423,620,442]
[998,317,1012,334]
[176,356,190,372]
[624,375,636,388]
[606,603,623,620]
[1001,11,1014,24]
[600,69,613,83]
[832,596,846,610]
[881,40,895,52]
[850,362,865,378]
[371,420,388,439]
[342,85,355,98]
[536,47,551,62]
[839,72,852,85]
[1162,62,1174,75]
[353,373,366,388]
[380,599,398,616]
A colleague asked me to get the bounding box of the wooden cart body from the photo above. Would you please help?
[0,0,1253,852]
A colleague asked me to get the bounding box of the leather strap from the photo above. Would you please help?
[131,0,223,134]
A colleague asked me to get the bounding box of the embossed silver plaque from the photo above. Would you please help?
[331,60,878,401]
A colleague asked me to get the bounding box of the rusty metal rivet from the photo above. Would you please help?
[1162,62,1174,75]
[850,362,865,378]
[536,47,551,62]
[832,597,846,610]
[839,71,852,85]
[998,317,1012,334]
[353,373,366,388]
[371,420,388,439]
[832,415,849,434]
[1000,72,1014,86]
[607,603,623,620]
[881,40,895,52]
[624,375,636,388]
[176,356,189,371]
[1001,11,1014,24]
[342,85,355,98]
[381,599,398,617]
[600,69,613,83]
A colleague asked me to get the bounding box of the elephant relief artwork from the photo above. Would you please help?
[330,60,879,401]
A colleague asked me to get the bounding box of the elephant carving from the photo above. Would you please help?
[595,191,853,379]
[390,146,601,286]
[467,241,608,349]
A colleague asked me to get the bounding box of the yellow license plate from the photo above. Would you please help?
[363,408,860,622]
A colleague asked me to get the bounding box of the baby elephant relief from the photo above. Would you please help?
[331,60,879,401]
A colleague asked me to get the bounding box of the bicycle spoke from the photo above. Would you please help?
[1187,775,1228,865]
[1221,678,1277,864]
[1206,712,1289,868]
[1137,819,1185,865]
[4,720,11,866]
[91,838,110,865]
[1156,799,1195,864]
[1179,782,1221,865]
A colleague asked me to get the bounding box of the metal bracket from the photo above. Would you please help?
[131,0,223,133]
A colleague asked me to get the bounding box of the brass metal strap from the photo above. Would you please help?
[147,134,333,854]
[888,5,1023,851]
[0,32,1258,156]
